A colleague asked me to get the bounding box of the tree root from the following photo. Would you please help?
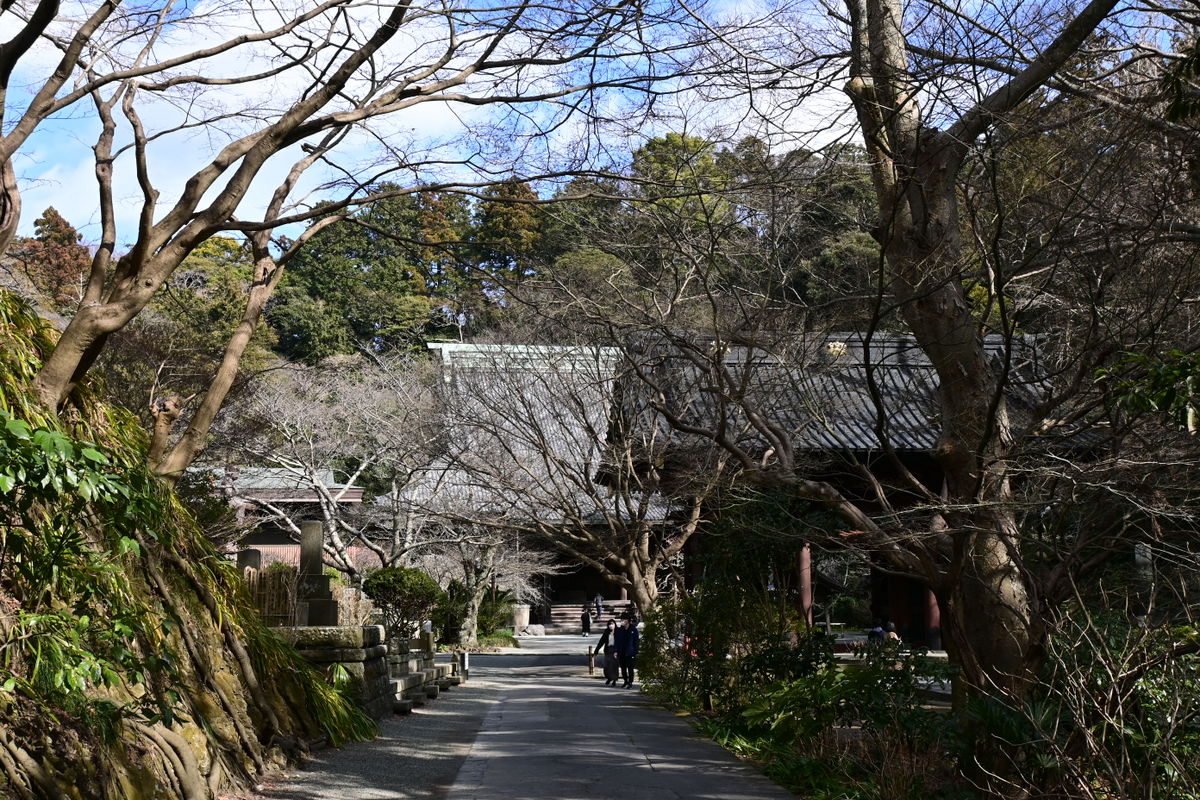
[154,545,283,740]
[141,550,267,776]
[129,721,205,800]
[0,735,37,800]
[206,754,225,798]
[0,728,54,800]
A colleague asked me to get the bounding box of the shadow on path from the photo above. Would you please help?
[257,637,793,800]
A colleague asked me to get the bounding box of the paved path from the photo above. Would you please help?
[258,635,794,800]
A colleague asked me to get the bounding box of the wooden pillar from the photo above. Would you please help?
[925,587,942,649]
[798,544,813,628]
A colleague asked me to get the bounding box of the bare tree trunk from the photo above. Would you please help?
[882,155,1035,698]
[840,0,1118,705]
[154,256,283,482]
[148,395,183,465]
[0,160,21,261]
[624,557,658,614]
[32,298,132,408]
[457,545,496,647]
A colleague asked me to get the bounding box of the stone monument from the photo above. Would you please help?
[296,520,339,626]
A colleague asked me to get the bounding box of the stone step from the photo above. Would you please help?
[393,698,414,715]
[391,674,425,693]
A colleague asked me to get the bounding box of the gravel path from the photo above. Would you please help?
[255,674,503,800]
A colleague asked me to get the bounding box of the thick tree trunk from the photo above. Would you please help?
[881,150,1036,699]
[457,581,489,647]
[456,545,496,647]
[0,159,21,261]
[32,290,140,408]
[624,557,658,614]
[845,0,1041,691]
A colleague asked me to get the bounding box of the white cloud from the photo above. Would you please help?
[5,0,845,241]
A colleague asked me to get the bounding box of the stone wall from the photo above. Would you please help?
[282,626,460,719]
[281,625,393,719]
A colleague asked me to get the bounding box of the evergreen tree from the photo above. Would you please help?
[9,207,91,311]
[269,194,434,362]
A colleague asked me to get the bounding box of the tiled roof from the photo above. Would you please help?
[406,344,669,525]
[192,466,364,503]
[398,459,672,526]
[409,334,1066,522]
[615,331,1050,456]
[228,467,344,490]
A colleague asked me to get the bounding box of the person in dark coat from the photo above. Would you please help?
[580,606,592,636]
[593,619,620,685]
[613,616,640,688]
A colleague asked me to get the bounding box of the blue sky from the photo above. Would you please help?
[5,0,826,248]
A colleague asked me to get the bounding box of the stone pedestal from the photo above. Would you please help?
[512,604,530,632]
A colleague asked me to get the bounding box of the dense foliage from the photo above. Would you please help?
[639,503,1200,798]
[643,599,963,798]
[362,566,445,640]
[0,291,373,799]
[435,582,514,643]
[7,208,91,312]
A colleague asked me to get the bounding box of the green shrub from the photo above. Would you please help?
[434,579,468,643]
[478,589,515,637]
[0,292,374,798]
[476,630,519,648]
[324,566,346,588]
[362,566,444,640]
[965,614,1200,799]
[733,646,961,798]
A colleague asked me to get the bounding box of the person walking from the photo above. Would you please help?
[613,615,640,688]
[580,606,592,636]
[593,592,604,618]
[593,619,620,685]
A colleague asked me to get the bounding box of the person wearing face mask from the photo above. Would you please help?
[613,614,640,688]
[593,619,620,685]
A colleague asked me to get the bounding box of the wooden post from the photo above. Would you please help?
[798,544,814,628]
[926,588,942,649]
